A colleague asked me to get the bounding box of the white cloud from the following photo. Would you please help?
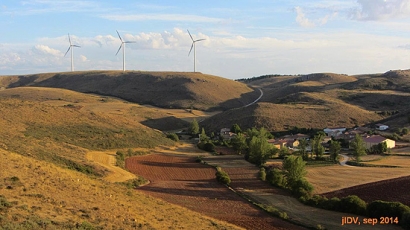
[295,6,316,27]
[101,13,222,23]
[80,55,88,62]
[32,45,62,56]
[351,0,410,20]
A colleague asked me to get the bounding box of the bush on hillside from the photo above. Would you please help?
[215,167,231,185]
[291,178,314,198]
[258,167,266,181]
[266,168,286,188]
[367,200,410,224]
[166,133,179,142]
[340,195,367,215]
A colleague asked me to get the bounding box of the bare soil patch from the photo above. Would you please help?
[126,154,303,230]
[323,176,410,207]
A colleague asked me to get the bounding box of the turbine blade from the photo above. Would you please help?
[68,33,72,45]
[64,47,71,57]
[188,43,194,56]
[195,38,206,42]
[115,44,123,56]
[125,41,136,43]
[187,29,194,41]
[73,45,81,48]
[116,30,123,42]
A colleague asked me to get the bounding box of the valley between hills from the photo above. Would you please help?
[0,70,410,229]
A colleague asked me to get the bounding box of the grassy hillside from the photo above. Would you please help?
[203,71,410,132]
[0,71,257,111]
[0,149,240,229]
[0,87,242,229]
[202,101,381,132]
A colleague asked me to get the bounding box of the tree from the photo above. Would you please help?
[298,138,309,160]
[402,128,409,135]
[190,118,199,135]
[279,146,290,158]
[231,133,248,154]
[231,123,242,134]
[199,128,208,142]
[351,134,366,162]
[248,136,271,166]
[329,140,341,163]
[282,156,307,188]
[312,133,325,159]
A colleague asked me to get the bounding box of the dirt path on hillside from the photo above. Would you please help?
[86,151,136,182]
[203,155,400,230]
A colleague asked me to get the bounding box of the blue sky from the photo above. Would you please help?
[2,0,410,79]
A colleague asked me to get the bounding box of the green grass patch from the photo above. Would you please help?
[25,123,173,150]
[346,161,401,168]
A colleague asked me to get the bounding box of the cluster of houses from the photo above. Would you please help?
[219,123,395,151]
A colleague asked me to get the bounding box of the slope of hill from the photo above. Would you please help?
[0,71,257,111]
[0,87,242,229]
[201,100,382,132]
[202,70,409,132]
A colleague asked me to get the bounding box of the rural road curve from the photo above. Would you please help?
[339,154,353,167]
[86,151,136,182]
[244,88,263,107]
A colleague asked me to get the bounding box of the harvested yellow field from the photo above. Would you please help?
[362,155,410,168]
[306,165,410,194]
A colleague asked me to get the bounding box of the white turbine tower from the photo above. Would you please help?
[187,30,205,72]
[64,33,80,72]
[116,30,136,71]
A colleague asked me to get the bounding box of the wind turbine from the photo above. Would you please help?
[64,33,80,72]
[116,30,136,71]
[187,30,205,72]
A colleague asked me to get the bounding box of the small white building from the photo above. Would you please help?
[375,124,389,131]
[323,127,346,137]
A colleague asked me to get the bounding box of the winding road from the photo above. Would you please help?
[244,88,263,107]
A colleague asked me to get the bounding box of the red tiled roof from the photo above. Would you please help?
[364,135,387,143]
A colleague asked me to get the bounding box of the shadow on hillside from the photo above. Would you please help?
[141,116,190,131]
[138,179,239,201]
[8,75,40,88]
[208,88,260,111]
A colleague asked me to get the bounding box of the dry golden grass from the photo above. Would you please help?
[0,70,256,111]
[0,149,241,229]
[361,155,410,168]
[306,165,410,194]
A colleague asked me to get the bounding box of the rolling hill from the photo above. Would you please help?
[0,87,241,229]
[0,71,257,111]
[203,70,410,132]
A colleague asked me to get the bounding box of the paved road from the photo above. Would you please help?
[244,88,263,107]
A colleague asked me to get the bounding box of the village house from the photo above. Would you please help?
[323,127,346,138]
[219,128,237,140]
[363,135,395,149]
[268,139,287,149]
[375,124,389,131]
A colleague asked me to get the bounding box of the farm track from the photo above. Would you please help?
[126,154,304,230]
[86,151,136,182]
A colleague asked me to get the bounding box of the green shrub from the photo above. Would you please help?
[0,195,12,212]
[402,211,410,229]
[258,167,266,181]
[215,167,231,185]
[340,195,367,215]
[291,179,314,198]
[367,200,410,223]
[166,133,179,142]
[266,168,286,188]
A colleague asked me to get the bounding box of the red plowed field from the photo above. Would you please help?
[126,154,305,230]
[323,176,410,206]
